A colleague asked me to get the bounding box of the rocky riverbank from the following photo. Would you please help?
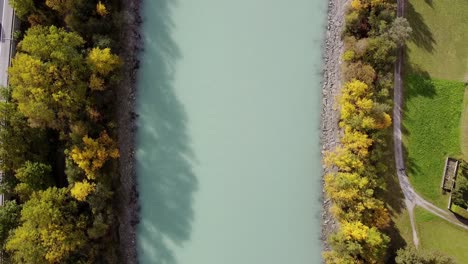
[321,0,347,252]
[115,0,142,263]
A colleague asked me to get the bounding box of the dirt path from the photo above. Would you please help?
[393,0,468,248]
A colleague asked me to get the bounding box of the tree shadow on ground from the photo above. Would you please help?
[423,0,434,8]
[377,132,407,262]
[406,1,436,53]
[135,0,198,263]
[402,50,436,100]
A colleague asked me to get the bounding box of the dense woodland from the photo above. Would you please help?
[0,0,124,262]
[323,0,412,263]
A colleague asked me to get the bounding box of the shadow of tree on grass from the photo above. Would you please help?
[406,1,436,53]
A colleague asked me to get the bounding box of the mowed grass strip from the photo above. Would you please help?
[403,75,464,207]
[414,207,468,263]
[406,0,468,81]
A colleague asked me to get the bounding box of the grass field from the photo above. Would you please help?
[406,0,468,81]
[401,0,468,260]
[402,76,464,206]
[414,207,468,263]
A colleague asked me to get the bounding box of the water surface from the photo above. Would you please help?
[136,0,327,263]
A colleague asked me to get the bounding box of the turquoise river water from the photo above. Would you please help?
[136,0,327,263]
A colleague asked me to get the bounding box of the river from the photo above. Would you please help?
[135,0,327,263]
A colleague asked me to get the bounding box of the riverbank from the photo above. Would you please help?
[320,0,347,251]
[115,0,141,263]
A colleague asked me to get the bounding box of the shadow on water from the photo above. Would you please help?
[135,0,198,263]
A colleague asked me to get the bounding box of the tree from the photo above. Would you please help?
[9,26,87,129]
[96,1,108,17]
[386,17,412,45]
[15,161,53,191]
[71,180,96,201]
[452,175,468,209]
[9,0,35,18]
[6,188,89,263]
[344,61,376,85]
[395,247,456,264]
[324,221,390,264]
[0,98,48,172]
[0,200,21,259]
[365,36,397,71]
[325,146,364,172]
[45,0,72,15]
[70,131,119,180]
[341,126,373,157]
[15,161,54,201]
[87,47,121,76]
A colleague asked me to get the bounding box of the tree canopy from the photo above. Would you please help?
[9,26,87,129]
[6,188,89,263]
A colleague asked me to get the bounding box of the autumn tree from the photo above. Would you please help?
[87,48,120,76]
[71,180,96,201]
[96,1,108,17]
[86,47,120,91]
[344,61,376,85]
[70,131,119,180]
[9,26,87,129]
[6,188,89,263]
[324,221,390,264]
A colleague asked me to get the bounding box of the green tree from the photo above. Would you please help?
[386,17,412,45]
[45,0,72,15]
[15,161,54,200]
[0,200,21,261]
[9,26,87,129]
[452,175,468,209]
[6,188,89,263]
[0,87,49,179]
[9,0,35,18]
[395,246,456,264]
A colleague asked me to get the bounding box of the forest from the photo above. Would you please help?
[0,0,125,262]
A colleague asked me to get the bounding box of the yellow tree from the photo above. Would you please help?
[9,26,87,129]
[87,47,121,76]
[341,126,373,157]
[70,180,96,201]
[325,221,389,264]
[96,1,108,17]
[70,131,119,179]
[6,188,88,263]
[324,146,364,172]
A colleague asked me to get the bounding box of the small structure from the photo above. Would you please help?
[441,157,459,193]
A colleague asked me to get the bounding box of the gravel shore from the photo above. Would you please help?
[321,0,347,251]
[115,0,142,263]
